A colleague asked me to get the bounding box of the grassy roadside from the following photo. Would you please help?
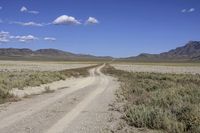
[102,64,200,133]
[0,64,99,104]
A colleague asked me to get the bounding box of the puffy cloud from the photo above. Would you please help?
[14,35,38,42]
[86,17,99,24]
[12,21,43,27]
[20,6,28,12]
[53,15,81,25]
[0,31,10,43]
[20,6,39,14]
[181,8,195,13]
[44,37,56,41]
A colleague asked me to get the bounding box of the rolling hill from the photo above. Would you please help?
[0,48,113,61]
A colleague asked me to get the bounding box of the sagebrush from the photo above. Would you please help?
[103,64,200,133]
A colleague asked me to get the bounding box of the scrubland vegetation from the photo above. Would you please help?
[0,64,98,103]
[103,64,200,133]
[112,64,200,74]
[0,61,94,72]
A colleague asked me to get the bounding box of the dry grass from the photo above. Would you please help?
[103,64,200,133]
[0,64,99,103]
[112,62,200,67]
[0,61,95,72]
[112,64,200,74]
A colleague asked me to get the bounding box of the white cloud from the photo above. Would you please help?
[20,6,39,14]
[20,6,28,12]
[28,10,39,14]
[22,22,43,26]
[86,17,99,24]
[44,37,56,41]
[0,31,38,43]
[181,9,187,13]
[14,35,38,42]
[0,6,2,10]
[0,31,10,43]
[53,15,81,25]
[188,8,195,12]
[181,8,195,13]
[12,21,43,27]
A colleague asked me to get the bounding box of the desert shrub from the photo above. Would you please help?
[103,64,200,133]
[125,105,185,133]
[0,64,99,103]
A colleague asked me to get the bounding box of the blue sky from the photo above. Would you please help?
[0,0,200,57]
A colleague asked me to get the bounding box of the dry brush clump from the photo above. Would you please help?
[103,64,200,133]
[0,64,99,103]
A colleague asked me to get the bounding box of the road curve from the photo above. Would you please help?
[0,64,118,133]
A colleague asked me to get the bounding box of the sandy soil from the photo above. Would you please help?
[0,64,118,133]
[112,64,200,74]
[0,61,94,72]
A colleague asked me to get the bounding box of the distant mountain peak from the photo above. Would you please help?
[162,41,200,58]
[125,41,200,61]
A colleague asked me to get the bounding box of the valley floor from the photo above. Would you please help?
[1,63,199,133]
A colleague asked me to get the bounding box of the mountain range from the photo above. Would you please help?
[0,41,200,61]
[0,48,112,61]
[124,41,200,62]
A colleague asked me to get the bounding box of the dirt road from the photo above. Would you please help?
[0,64,118,133]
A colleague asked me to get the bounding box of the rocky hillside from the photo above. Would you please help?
[161,41,200,59]
[126,41,200,61]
